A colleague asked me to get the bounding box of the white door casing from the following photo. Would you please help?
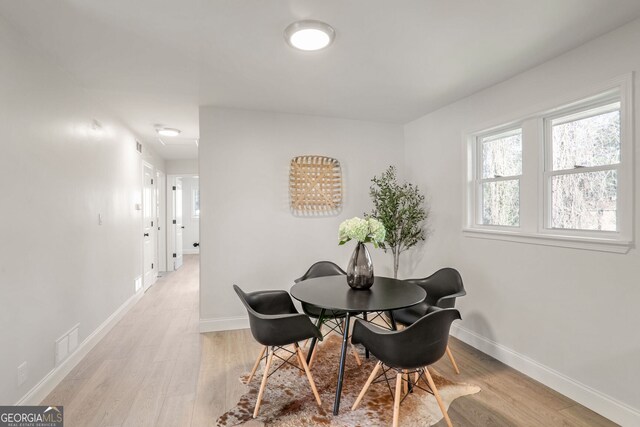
[156,170,167,272]
[143,163,158,290]
[173,177,184,270]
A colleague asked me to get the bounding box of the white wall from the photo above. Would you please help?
[0,17,164,404]
[166,159,198,175]
[199,108,404,327]
[181,177,200,254]
[404,19,640,424]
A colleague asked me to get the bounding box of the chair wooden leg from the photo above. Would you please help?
[253,347,274,418]
[352,361,382,410]
[246,346,267,384]
[343,318,362,366]
[308,342,318,369]
[294,344,306,375]
[445,345,460,374]
[402,369,408,396]
[392,372,403,427]
[295,344,322,406]
[423,367,453,427]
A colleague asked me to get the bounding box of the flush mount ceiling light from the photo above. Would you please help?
[284,20,335,51]
[157,127,181,137]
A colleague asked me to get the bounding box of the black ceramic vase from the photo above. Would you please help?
[347,242,374,289]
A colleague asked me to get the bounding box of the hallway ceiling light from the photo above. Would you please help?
[284,20,335,51]
[157,127,181,137]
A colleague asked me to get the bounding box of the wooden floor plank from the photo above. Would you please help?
[61,359,127,426]
[121,360,176,427]
[95,346,157,426]
[155,393,196,427]
[559,404,620,427]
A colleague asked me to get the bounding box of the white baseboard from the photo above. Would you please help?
[451,324,640,426]
[199,316,248,332]
[16,290,144,406]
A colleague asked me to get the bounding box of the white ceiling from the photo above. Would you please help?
[2,1,640,159]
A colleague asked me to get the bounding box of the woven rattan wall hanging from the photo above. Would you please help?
[289,155,342,215]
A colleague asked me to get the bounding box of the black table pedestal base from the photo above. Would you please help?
[362,312,369,359]
[333,312,351,415]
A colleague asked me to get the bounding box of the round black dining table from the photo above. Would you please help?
[290,275,426,415]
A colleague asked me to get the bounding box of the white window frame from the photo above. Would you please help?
[542,99,622,238]
[463,74,634,253]
[473,127,523,229]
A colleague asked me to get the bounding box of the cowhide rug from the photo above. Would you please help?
[216,335,480,426]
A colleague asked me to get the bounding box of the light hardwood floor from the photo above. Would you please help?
[43,255,617,426]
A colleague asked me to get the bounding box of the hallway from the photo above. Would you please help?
[42,255,264,427]
[42,255,205,426]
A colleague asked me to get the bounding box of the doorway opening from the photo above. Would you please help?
[167,174,200,271]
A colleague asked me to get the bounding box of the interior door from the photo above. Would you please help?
[156,171,166,272]
[173,177,184,269]
[143,164,157,290]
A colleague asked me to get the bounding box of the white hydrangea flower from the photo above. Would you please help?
[368,217,386,243]
[350,218,369,242]
[338,216,386,246]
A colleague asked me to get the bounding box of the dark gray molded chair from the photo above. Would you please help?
[233,285,323,418]
[351,307,461,427]
[295,261,348,317]
[392,268,466,374]
[294,261,362,367]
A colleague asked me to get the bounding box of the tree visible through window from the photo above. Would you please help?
[479,129,522,226]
[549,102,620,231]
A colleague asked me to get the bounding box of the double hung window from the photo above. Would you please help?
[465,76,632,252]
[478,129,522,227]
[546,102,620,232]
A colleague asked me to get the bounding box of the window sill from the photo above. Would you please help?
[462,228,632,254]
